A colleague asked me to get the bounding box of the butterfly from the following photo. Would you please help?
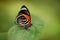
[15,5,32,29]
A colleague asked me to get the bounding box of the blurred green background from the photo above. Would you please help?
[0,0,59,40]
